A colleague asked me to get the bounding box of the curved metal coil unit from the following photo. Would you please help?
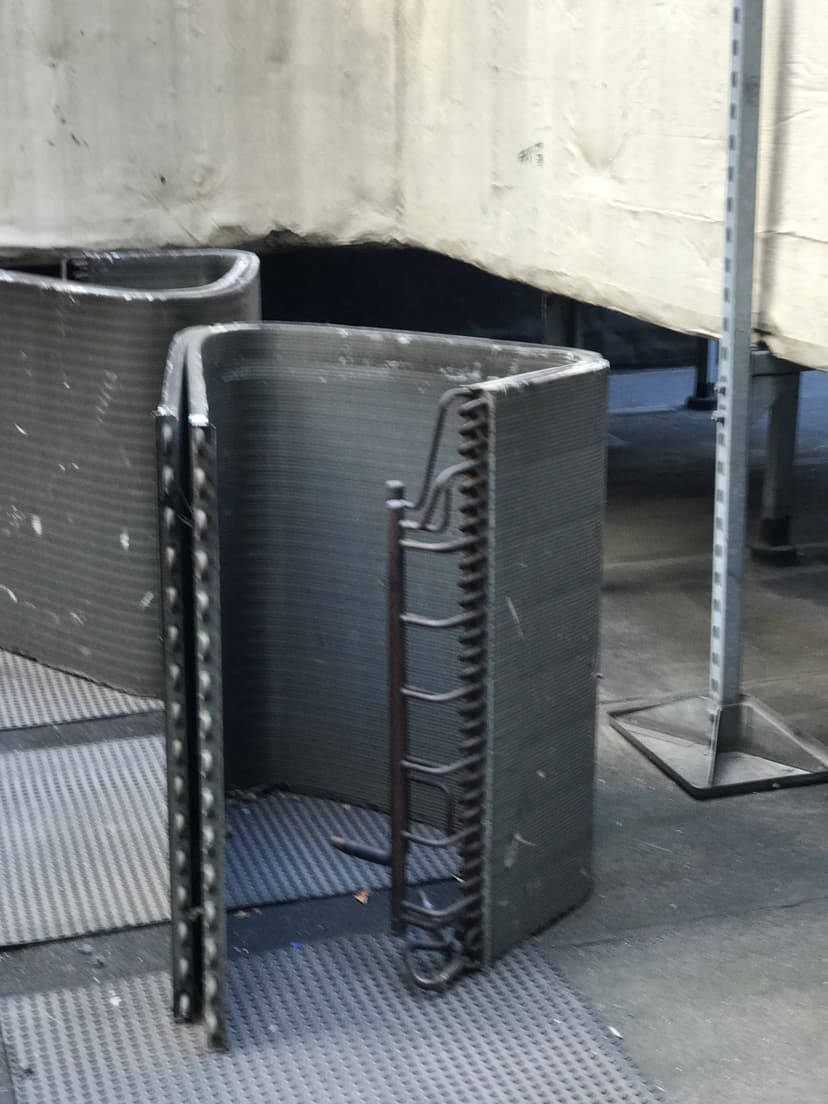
[0,250,260,696]
[158,322,607,1048]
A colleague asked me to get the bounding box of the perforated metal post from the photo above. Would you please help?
[709,0,763,711]
[191,421,228,1051]
[156,412,202,1024]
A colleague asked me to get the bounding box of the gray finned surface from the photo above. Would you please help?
[0,933,660,1104]
[0,250,260,696]
[484,367,607,960]
[0,732,453,948]
[165,324,603,813]
[0,651,159,732]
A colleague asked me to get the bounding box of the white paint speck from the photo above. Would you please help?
[120,530,130,551]
[31,515,43,537]
[71,462,80,470]
[63,381,71,390]
[0,585,17,604]
[108,993,122,1009]
[95,369,119,421]
[58,463,66,472]
[14,424,27,436]
[140,591,155,609]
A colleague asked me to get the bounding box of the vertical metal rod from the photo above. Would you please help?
[387,479,409,936]
[758,370,800,550]
[687,338,718,410]
[708,339,720,383]
[709,0,764,707]
[693,337,711,397]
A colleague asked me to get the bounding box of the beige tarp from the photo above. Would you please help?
[2,1,825,366]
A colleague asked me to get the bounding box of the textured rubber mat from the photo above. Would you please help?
[0,651,159,733]
[0,735,167,947]
[0,735,452,947]
[0,934,660,1104]
[226,794,454,908]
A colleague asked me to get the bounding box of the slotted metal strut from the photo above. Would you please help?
[608,0,828,796]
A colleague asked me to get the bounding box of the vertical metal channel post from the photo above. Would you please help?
[608,0,828,794]
[709,0,764,714]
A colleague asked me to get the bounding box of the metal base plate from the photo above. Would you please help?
[0,650,158,733]
[750,541,798,566]
[610,693,828,798]
[0,733,453,947]
[0,934,659,1104]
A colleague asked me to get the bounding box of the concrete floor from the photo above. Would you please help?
[543,367,828,1103]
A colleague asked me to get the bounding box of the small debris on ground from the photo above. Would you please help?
[353,888,372,905]
[608,1025,623,1040]
[78,942,94,956]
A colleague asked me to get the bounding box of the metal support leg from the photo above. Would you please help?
[541,293,579,347]
[608,0,828,797]
[752,368,800,564]
[686,338,718,410]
